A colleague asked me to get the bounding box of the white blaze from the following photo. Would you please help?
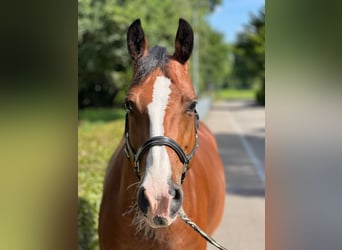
[143,76,172,190]
[148,76,171,137]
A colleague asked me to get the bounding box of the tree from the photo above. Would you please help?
[78,0,132,108]
[231,8,265,104]
[199,24,231,91]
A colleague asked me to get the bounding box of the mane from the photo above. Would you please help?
[132,46,169,84]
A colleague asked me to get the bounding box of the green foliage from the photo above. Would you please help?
[78,0,229,108]
[78,198,97,250]
[198,23,231,91]
[78,108,124,250]
[78,0,131,108]
[230,7,265,104]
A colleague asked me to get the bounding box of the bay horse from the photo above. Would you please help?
[99,18,225,250]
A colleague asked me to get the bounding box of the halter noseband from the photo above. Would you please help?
[124,110,199,184]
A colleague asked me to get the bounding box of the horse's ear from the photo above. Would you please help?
[174,18,194,64]
[127,19,147,62]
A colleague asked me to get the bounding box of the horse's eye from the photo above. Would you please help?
[187,101,197,113]
[125,100,136,112]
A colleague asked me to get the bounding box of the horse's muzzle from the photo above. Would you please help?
[137,183,183,227]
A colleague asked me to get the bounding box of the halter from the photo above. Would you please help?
[124,110,199,184]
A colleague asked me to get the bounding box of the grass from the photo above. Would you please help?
[78,107,125,250]
[214,88,255,101]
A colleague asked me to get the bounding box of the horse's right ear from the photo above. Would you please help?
[127,19,147,62]
[174,18,194,64]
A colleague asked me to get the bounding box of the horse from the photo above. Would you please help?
[99,18,225,250]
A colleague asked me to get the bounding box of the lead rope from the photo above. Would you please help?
[178,208,228,250]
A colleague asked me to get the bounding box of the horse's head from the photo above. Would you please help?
[125,19,198,229]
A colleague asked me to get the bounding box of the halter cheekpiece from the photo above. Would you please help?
[124,110,199,184]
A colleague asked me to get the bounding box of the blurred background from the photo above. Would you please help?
[78,0,264,249]
[2,0,341,249]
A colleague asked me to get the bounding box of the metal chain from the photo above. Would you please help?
[178,208,228,250]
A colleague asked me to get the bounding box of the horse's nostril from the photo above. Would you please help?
[170,186,183,218]
[169,183,182,199]
[137,187,149,215]
[174,188,181,200]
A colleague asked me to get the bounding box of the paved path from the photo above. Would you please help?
[203,100,265,250]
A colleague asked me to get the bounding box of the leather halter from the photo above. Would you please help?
[124,110,199,184]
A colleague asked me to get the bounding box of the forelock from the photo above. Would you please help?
[133,46,168,84]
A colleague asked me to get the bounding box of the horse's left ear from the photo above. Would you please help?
[174,18,194,64]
